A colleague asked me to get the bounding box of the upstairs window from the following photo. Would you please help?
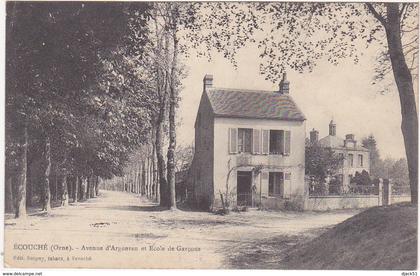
[358,154,363,167]
[348,153,354,167]
[268,130,291,155]
[237,128,252,153]
[338,153,344,166]
[229,128,291,155]
[269,130,283,154]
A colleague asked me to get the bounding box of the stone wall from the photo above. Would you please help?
[304,194,411,211]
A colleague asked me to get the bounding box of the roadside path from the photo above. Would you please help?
[4,190,361,268]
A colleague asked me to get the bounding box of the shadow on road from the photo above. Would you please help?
[105,205,169,212]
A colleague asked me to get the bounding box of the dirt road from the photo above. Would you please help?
[4,190,361,268]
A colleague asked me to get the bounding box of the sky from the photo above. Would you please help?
[176,43,417,160]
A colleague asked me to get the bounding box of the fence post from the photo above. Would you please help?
[378,178,383,206]
[388,179,393,205]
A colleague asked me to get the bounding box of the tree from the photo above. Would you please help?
[390,158,410,187]
[305,143,344,184]
[145,3,188,209]
[174,144,194,173]
[362,135,381,178]
[183,2,418,203]
[351,170,371,186]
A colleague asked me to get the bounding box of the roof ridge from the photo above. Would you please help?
[208,87,278,94]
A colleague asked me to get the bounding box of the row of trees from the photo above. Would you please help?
[101,143,194,202]
[6,2,154,217]
[6,2,202,217]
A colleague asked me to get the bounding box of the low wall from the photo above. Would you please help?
[305,195,380,211]
[305,194,412,211]
[391,195,411,204]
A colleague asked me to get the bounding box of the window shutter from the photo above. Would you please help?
[285,131,291,155]
[229,128,237,154]
[252,129,260,154]
[284,172,291,199]
[261,129,269,154]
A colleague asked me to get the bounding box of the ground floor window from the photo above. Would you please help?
[269,172,284,197]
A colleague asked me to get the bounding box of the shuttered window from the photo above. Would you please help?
[252,129,260,154]
[228,128,238,154]
[269,172,284,197]
[262,129,269,154]
[238,128,252,153]
[284,131,291,155]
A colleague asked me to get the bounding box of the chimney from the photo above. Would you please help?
[344,134,356,148]
[345,134,355,141]
[279,72,290,94]
[329,120,336,136]
[310,128,319,144]
[203,74,213,92]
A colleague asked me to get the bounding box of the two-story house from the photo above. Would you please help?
[309,120,370,191]
[189,73,306,210]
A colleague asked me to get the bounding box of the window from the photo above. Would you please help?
[268,130,291,155]
[268,172,284,197]
[238,128,252,153]
[348,154,354,167]
[230,128,290,155]
[338,153,344,166]
[358,154,363,167]
[269,130,283,154]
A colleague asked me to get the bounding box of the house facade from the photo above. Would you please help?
[309,120,370,191]
[189,74,306,210]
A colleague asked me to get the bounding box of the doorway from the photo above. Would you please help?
[237,171,252,206]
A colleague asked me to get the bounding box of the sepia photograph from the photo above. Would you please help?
[2,0,418,272]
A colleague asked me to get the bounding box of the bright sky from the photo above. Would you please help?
[176,44,416,160]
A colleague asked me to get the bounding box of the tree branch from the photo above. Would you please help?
[366,3,387,27]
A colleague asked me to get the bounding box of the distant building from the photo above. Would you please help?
[189,73,306,210]
[309,120,370,190]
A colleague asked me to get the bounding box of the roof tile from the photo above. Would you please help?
[206,88,306,121]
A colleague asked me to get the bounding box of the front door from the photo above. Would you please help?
[237,171,252,206]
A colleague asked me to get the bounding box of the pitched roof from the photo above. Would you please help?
[205,88,306,121]
[318,135,369,152]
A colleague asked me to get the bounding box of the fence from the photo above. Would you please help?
[308,182,379,197]
[305,178,411,211]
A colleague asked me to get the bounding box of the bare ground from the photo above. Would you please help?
[4,190,360,269]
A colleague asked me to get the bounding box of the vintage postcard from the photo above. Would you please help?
[2,1,418,271]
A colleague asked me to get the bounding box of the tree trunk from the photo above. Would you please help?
[26,173,32,207]
[156,117,169,207]
[5,176,14,214]
[143,161,147,195]
[149,154,154,198]
[86,176,91,199]
[153,141,159,202]
[15,125,28,218]
[41,136,51,212]
[147,155,151,198]
[166,33,179,210]
[54,173,58,201]
[80,177,87,201]
[74,176,79,203]
[385,3,418,204]
[61,175,69,206]
[95,176,99,196]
